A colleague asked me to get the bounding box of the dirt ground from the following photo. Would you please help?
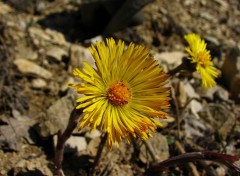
[0,0,240,175]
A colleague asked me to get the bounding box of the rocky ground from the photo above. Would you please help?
[0,0,240,175]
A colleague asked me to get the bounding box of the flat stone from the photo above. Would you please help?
[13,59,52,79]
[45,28,68,46]
[46,46,68,62]
[154,51,186,70]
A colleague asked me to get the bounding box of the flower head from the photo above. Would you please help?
[184,33,218,88]
[69,38,171,147]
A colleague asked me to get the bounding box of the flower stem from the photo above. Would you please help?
[54,108,83,176]
[91,133,108,175]
[144,151,240,176]
[168,62,186,76]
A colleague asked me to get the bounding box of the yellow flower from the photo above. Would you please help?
[69,38,171,148]
[184,33,218,88]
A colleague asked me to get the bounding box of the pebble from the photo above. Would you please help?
[65,136,87,152]
[31,78,47,89]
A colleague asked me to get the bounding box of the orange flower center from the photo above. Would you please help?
[107,82,131,106]
[197,52,209,68]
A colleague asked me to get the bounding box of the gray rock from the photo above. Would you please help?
[43,95,75,136]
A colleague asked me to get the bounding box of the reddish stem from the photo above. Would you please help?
[144,151,240,176]
[54,108,83,176]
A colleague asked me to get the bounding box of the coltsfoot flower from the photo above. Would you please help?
[69,38,171,147]
[184,33,218,88]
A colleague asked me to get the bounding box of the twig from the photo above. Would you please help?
[169,97,201,130]
[91,132,108,175]
[175,140,199,176]
[144,151,240,176]
[168,62,185,76]
[144,140,158,162]
[54,108,83,176]
[171,87,181,139]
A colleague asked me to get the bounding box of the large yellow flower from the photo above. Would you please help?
[69,38,170,147]
[184,33,218,88]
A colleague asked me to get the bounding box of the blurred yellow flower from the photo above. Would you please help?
[184,33,218,88]
[69,38,171,147]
